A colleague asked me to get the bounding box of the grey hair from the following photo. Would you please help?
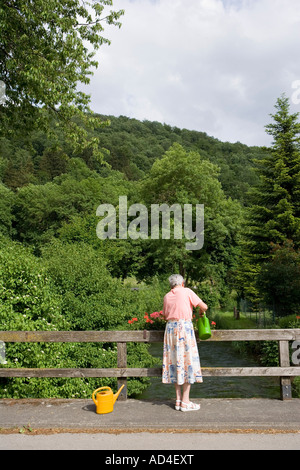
[168,274,184,288]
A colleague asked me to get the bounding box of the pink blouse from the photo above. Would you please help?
[163,286,208,321]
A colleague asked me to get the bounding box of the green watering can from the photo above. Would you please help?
[197,313,212,340]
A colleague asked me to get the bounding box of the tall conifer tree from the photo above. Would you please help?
[248,95,300,258]
[237,95,300,310]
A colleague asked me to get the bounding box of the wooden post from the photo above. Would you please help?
[279,340,292,400]
[117,342,127,401]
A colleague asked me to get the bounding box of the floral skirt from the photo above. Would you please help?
[162,320,203,385]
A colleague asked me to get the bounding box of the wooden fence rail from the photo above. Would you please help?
[1,329,300,401]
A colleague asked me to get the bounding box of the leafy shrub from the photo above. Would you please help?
[0,238,164,397]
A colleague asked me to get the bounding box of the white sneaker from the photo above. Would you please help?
[180,401,200,412]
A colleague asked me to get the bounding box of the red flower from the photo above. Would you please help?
[150,312,159,318]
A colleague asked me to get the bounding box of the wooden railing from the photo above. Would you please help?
[0,329,300,401]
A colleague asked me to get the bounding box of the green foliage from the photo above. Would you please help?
[277,315,300,328]
[93,116,264,201]
[0,0,124,158]
[258,241,300,316]
[0,237,64,327]
[42,240,129,329]
[13,159,132,245]
[135,143,244,308]
[248,95,300,254]
[0,137,36,190]
[0,237,70,397]
[140,142,223,206]
[0,184,14,237]
[0,237,162,398]
[236,95,300,311]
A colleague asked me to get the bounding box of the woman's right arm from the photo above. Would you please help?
[198,299,208,312]
[188,288,208,314]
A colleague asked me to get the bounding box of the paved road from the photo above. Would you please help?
[1,431,300,450]
[1,398,300,431]
[1,398,300,450]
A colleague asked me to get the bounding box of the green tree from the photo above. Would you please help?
[237,95,300,308]
[0,183,14,237]
[137,143,243,307]
[13,159,132,245]
[0,0,124,156]
[247,95,300,257]
[258,240,300,316]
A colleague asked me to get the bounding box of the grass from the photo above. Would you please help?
[210,311,258,330]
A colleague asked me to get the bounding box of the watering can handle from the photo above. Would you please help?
[92,386,111,405]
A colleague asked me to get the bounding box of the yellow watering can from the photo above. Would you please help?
[92,385,125,414]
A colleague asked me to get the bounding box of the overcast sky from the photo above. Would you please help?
[83,0,300,147]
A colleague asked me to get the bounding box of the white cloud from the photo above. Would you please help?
[83,0,300,146]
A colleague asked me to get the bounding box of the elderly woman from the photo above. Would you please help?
[162,274,208,411]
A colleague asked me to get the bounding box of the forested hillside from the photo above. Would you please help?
[93,115,265,204]
[0,114,265,203]
[0,113,265,304]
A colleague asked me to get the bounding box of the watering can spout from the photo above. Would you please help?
[113,384,125,404]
